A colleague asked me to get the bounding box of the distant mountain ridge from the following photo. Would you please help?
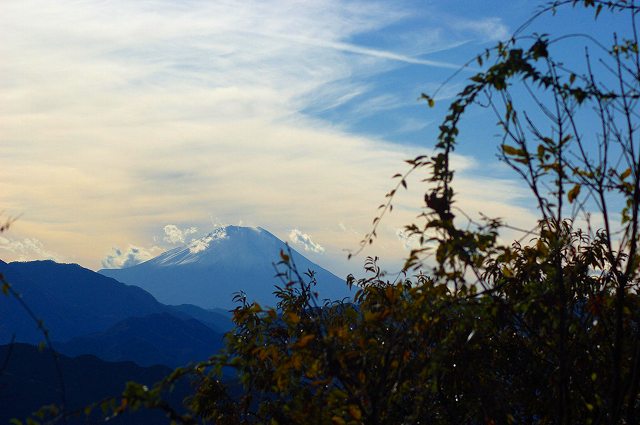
[0,343,181,424]
[0,260,164,343]
[0,260,232,367]
[57,312,225,367]
[100,226,351,309]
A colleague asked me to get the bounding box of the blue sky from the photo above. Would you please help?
[0,0,630,277]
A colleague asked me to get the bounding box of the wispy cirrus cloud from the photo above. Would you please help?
[260,32,464,70]
[452,17,510,42]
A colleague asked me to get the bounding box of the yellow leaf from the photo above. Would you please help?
[364,311,379,322]
[307,360,320,378]
[291,355,302,370]
[294,334,315,348]
[567,184,581,203]
[279,250,290,263]
[621,168,632,180]
[385,286,395,301]
[276,375,288,391]
[332,416,346,425]
[501,144,519,156]
[348,405,362,420]
[286,312,300,324]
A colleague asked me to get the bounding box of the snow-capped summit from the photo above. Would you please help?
[99,226,351,309]
[153,226,278,266]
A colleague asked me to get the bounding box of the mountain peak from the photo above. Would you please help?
[152,225,278,267]
[100,225,351,309]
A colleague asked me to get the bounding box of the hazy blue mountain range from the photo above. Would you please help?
[100,226,352,309]
[0,343,183,424]
[0,260,165,343]
[57,312,225,367]
[0,260,232,368]
[167,303,234,333]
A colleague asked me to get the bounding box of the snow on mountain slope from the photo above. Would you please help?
[99,226,351,309]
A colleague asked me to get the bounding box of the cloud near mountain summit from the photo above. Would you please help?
[289,229,325,254]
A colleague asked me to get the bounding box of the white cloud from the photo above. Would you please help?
[163,225,198,245]
[348,93,408,117]
[266,32,463,70]
[289,229,326,253]
[453,17,510,42]
[101,245,162,269]
[395,117,432,134]
[0,236,60,262]
[188,227,228,254]
[396,228,421,251]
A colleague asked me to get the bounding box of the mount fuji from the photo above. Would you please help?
[99,226,351,309]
